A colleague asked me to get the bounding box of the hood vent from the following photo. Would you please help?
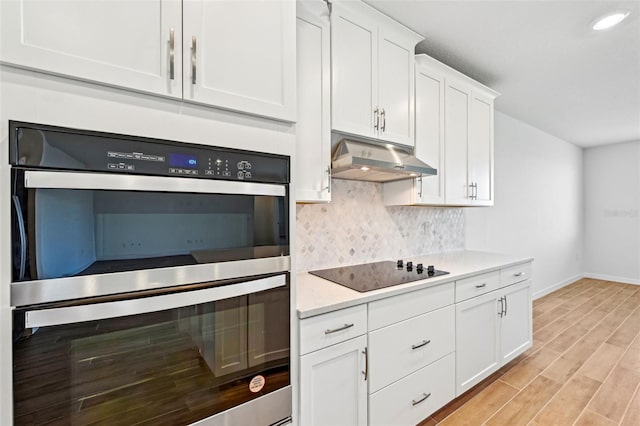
[331,139,437,182]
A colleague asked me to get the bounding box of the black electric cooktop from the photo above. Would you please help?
[309,261,449,293]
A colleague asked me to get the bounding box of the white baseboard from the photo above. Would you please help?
[583,273,640,286]
[533,274,584,300]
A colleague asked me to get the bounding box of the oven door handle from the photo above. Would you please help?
[23,170,286,197]
[24,274,286,328]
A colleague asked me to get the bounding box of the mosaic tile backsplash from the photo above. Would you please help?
[296,179,465,272]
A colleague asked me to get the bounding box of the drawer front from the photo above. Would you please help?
[299,305,367,355]
[455,270,500,302]
[500,262,532,288]
[368,282,454,330]
[369,352,455,426]
[369,305,455,393]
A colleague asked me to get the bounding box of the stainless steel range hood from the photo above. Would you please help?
[331,139,437,182]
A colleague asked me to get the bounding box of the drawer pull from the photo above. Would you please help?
[412,392,431,406]
[362,347,369,381]
[475,283,487,288]
[411,339,431,350]
[324,323,354,335]
[514,272,526,277]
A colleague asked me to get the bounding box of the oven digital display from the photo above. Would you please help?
[169,153,197,168]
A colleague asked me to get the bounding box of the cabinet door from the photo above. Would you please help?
[212,297,248,376]
[331,2,378,139]
[414,64,445,204]
[455,290,501,396]
[377,27,415,147]
[183,0,296,122]
[0,0,182,98]
[300,335,368,426]
[500,280,532,364]
[444,79,472,206]
[469,92,494,205]
[296,1,331,203]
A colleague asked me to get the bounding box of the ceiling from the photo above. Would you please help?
[364,0,640,148]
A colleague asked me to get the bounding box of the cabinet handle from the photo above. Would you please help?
[498,296,504,317]
[191,36,197,85]
[381,108,386,132]
[504,295,508,317]
[475,283,487,288]
[362,347,369,381]
[325,166,331,193]
[514,272,525,277]
[412,392,431,406]
[374,107,380,131]
[468,183,475,200]
[169,28,175,80]
[418,175,423,199]
[474,182,478,200]
[324,323,354,335]
[411,339,431,350]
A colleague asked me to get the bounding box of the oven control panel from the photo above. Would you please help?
[10,122,290,184]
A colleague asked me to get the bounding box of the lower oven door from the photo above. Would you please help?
[12,274,291,426]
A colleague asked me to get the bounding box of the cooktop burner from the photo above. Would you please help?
[309,260,449,292]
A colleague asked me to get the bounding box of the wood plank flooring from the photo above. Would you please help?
[419,278,640,426]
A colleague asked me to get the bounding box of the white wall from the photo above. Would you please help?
[583,141,640,284]
[465,112,584,298]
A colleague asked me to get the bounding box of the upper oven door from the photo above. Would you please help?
[11,169,290,306]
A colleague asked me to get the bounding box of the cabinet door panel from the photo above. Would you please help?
[300,336,367,426]
[501,280,532,364]
[444,80,471,205]
[469,93,494,205]
[455,290,501,395]
[331,4,377,138]
[296,2,331,202]
[0,0,182,98]
[415,66,445,204]
[377,29,414,146]
[183,0,296,121]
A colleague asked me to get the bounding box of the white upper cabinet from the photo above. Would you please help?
[0,0,183,99]
[444,77,473,206]
[469,92,495,205]
[295,0,332,203]
[445,77,497,206]
[182,0,296,122]
[330,0,422,147]
[384,54,498,207]
[0,0,296,122]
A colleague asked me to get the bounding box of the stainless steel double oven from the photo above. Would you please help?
[9,122,292,425]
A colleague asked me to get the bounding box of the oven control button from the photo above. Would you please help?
[222,171,231,177]
[205,170,213,175]
[244,171,252,179]
[108,163,117,169]
[244,162,252,169]
[237,161,244,170]
[126,165,135,171]
[237,171,245,179]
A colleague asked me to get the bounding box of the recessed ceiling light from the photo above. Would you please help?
[592,11,630,31]
[360,166,370,171]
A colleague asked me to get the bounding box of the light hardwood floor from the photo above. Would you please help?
[419,278,640,426]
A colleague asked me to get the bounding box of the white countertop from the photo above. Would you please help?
[296,250,533,319]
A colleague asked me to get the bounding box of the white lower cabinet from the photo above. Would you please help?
[500,280,533,364]
[369,353,455,426]
[300,335,368,426]
[368,305,455,393]
[455,289,501,395]
[299,261,532,425]
[455,277,532,395]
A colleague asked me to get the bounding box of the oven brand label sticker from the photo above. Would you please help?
[249,375,266,393]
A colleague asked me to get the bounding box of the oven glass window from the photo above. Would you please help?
[12,184,289,281]
[12,283,290,425]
